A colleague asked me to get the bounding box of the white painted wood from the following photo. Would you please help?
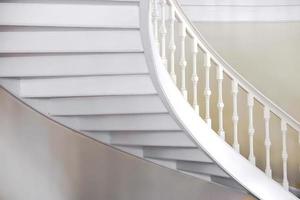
[0,78,21,95]
[144,147,213,162]
[159,0,168,68]
[231,80,239,152]
[289,186,300,198]
[281,120,289,190]
[20,75,156,97]
[264,106,272,178]
[247,93,256,165]
[113,145,144,157]
[82,131,111,144]
[146,158,177,169]
[191,38,199,114]
[28,95,167,116]
[179,170,212,181]
[172,0,300,134]
[152,0,160,49]
[0,3,139,28]
[168,5,177,83]
[178,23,188,100]
[55,114,181,131]
[179,0,300,6]
[216,65,225,140]
[0,30,143,53]
[211,176,246,192]
[177,161,230,178]
[0,53,147,77]
[110,131,196,147]
[0,0,297,199]
[180,4,300,22]
[203,52,211,127]
[143,0,299,198]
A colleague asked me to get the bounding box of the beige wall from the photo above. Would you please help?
[0,88,252,200]
[195,22,300,122]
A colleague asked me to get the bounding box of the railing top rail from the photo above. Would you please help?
[167,0,300,133]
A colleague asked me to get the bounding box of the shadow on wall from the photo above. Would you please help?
[0,88,253,200]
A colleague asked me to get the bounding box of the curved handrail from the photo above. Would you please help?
[140,0,299,199]
[170,0,300,133]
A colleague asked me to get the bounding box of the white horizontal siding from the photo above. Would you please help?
[0,3,139,28]
[20,75,156,97]
[182,5,300,21]
[0,53,147,77]
[0,30,143,53]
[180,0,300,6]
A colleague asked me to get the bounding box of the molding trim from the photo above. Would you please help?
[179,0,300,22]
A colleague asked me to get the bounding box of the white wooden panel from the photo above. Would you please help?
[179,171,212,182]
[27,95,167,115]
[182,5,300,21]
[82,131,111,144]
[113,145,144,157]
[20,75,156,97]
[0,30,143,53]
[0,3,139,28]
[0,53,147,77]
[180,0,300,6]
[144,147,213,162]
[177,161,230,178]
[146,158,177,169]
[211,176,246,192]
[110,131,195,146]
[54,115,181,131]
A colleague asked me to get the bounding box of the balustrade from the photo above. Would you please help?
[150,0,299,193]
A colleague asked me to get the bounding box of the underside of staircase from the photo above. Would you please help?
[0,0,299,199]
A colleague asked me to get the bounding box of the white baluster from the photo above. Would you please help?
[232,80,239,152]
[179,23,187,100]
[264,106,272,178]
[281,120,289,190]
[204,52,211,127]
[247,93,256,165]
[159,0,167,68]
[192,38,199,114]
[169,6,176,83]
[216,65,225,140]
[152,0,160,49]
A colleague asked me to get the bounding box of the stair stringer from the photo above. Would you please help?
[138,0,298,200]
[0,0,239,194]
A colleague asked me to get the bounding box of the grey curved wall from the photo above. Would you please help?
[0,89,253,200]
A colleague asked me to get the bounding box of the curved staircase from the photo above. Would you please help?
[0,0,299,199]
